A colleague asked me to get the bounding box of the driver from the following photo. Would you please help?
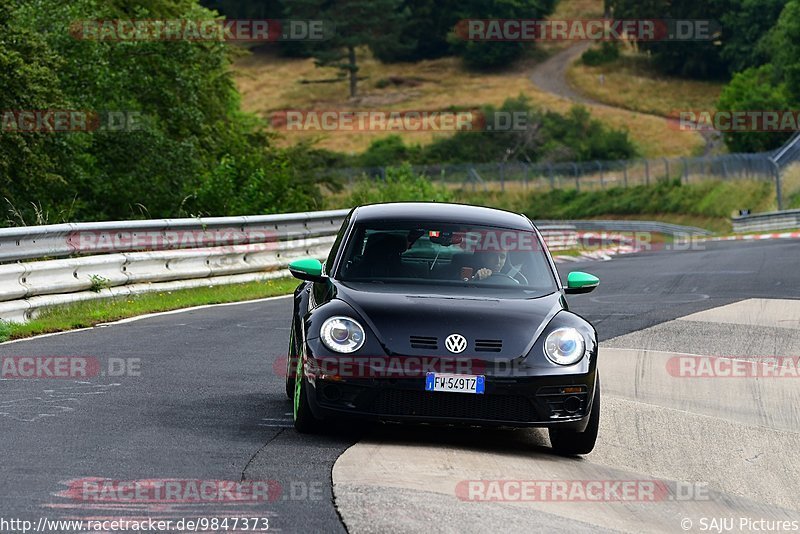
[470,251,508,281]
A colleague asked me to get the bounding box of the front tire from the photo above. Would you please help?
[285,326,297,400]
[293,360,321,433]
[548,375,600,456]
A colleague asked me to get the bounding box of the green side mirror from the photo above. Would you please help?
[288,258,327,282]
[565,271,599,294]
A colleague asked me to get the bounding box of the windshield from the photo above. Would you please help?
[336,221,558,298]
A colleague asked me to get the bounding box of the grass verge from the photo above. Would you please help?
[0,278,298,342]
[233,49,703,158]
[324,168,778,234]
[566,50,724,119]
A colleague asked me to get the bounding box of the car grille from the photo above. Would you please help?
[409,336,504,353]
[409,335,438,350]
[475,339,503,352]
[371,389,538,422]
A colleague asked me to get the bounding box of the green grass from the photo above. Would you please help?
[453,179,775,233]
[0,277,298,342]
[566,50,724,119]
[326,175,778,233]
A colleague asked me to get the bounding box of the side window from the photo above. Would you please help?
[325,213,351,275]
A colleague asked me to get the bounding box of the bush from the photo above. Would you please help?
[351,97,637,167]
[344,164,454,206]
[521,179,774,220]
[581,42,620,66]
[717,65,794,153]
[358,135,421,168]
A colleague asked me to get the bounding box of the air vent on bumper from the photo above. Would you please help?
[475,339,503,352]
[410,336,438,350]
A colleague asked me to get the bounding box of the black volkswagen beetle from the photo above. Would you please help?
[285,202,601,455]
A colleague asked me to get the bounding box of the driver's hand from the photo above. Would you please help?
[474,268,493,280]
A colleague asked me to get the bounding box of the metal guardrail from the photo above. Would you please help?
[0,209,351,263]
[0,207,714,324]
[0,210,585,323]
[537,225,578,250]
[535,220,711,237]
[0,210,349,322]
[732,209,800,233]
[771,131,800,170]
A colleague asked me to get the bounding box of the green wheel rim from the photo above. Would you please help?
[293,356,302,421]
[287,328,296,380]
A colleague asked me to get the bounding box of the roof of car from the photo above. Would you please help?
[351,202,535,230]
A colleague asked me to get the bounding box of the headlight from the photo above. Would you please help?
[320,316,365,353]
[544,327,585,365]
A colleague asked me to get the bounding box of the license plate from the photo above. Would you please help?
[425,373,485,394]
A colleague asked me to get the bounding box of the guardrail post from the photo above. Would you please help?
[596,161,604,189]
[622,160,628,188]
[548,163,555,191]
[769,157,784,211]
[644,160,650,185]
[682,157,689,183]
[572,163,580,192]
[663,158,670,181]
[471,166,477,192]
[523,164,529,191]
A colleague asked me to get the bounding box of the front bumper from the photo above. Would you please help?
[304,371,598,430]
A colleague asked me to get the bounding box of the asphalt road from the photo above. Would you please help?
[0,238,797,532]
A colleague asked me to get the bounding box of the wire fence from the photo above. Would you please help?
[325,152,780,193]
[322,134,800,207]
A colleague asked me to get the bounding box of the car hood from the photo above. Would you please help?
[334,282,564,360]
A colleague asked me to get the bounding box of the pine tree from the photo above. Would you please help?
[287,0,410,97]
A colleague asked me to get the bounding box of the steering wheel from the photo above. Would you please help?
[487,272,520,285]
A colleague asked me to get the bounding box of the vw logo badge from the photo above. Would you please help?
[444,333,468,354]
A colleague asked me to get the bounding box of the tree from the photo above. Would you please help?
[610,0,789,79]
[1,0,322,223]
[286,0,410,97]
[719,0,788,74]
[371,0,456,62]
[0,1,76,223]
[447,0,557,70]
[715,1,800,152]
[768,0,800,104]
[610,0,730,79]
[717,66,792,153]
